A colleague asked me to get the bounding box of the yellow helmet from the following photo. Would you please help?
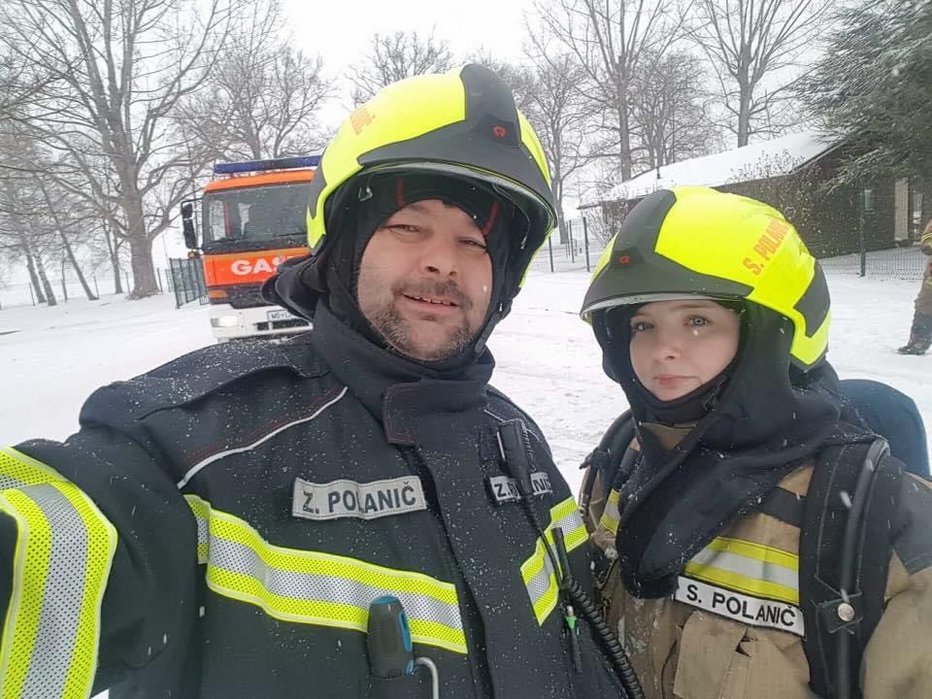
[304,64,557,300]
[580,186,830,369]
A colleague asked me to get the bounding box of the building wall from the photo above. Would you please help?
[596,159,900,258]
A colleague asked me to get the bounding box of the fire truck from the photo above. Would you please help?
[180,156,318,342]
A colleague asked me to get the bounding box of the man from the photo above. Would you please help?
[898,216,932,355]
[0,66,626,697]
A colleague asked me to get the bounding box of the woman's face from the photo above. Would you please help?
[628,299,741,402]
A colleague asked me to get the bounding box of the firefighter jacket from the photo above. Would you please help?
[0,303,624,699]
[582,425,932,699]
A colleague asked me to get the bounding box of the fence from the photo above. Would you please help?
[528,217,927,281]
[818,244,927,281]
[528,218,610,275]
[0,265,193,311]
[168,257,207,308]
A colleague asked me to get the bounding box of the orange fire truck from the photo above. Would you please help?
[180,156,318,341]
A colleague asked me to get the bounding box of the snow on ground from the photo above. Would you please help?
[1,268,929,495]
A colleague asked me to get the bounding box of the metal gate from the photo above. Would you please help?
[169,257,207,308]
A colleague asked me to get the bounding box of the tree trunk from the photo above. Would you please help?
[34,254,57,306]
[59,228,98,300]
[737,78,751,147]
[128,235,157,298]
[24,249,46,304]
[103,223,124,294]
[618,100,633,180]
[122,194,158,298]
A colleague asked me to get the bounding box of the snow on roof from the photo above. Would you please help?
[589,130,840,206]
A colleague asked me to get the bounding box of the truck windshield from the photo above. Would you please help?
[203,182,311,244]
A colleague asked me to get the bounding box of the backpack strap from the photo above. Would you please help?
[799,439,903,698]
[579,410,636,516]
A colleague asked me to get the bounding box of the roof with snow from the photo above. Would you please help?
[587,130,842,207]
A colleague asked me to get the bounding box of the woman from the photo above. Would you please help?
[579,187,932,698]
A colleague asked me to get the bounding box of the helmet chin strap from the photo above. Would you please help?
[472,301,510,356]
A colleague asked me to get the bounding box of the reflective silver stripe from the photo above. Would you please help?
[176,386,348,489]
[210,536,464,636]
[188,496,209,564]
[685,536,800,605]
[553,507,586,545]
[690,547,798,592]
[184,497,466,652]
[599,489,621,535]
[0,473,25,489]
[21,485,87,698]
[522,499,588,624]
[525,547,557,606]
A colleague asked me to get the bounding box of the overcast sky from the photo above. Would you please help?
[282,0,536,126]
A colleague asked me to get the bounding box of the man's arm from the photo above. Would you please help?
[921,217,932,255]
[1,426,198,698]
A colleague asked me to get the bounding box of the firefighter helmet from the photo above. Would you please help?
[305,64,557,301]
[580,186,830,369]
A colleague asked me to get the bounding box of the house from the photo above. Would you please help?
[582,131,931,258]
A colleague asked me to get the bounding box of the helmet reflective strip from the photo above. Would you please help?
[184,495,467,654]
[684,535,799,606]
[520,497,588,626]
[0,448,117,699]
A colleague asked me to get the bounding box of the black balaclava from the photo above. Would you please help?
[263,172,515,371]
[594,299,866,599]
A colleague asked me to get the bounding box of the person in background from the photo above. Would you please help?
[898,215,932,355]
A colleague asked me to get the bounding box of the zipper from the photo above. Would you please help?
[398,445,494,697]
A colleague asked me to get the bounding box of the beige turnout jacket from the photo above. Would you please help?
[583,436,932,699]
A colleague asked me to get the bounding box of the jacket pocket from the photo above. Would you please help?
[672,611,746,699]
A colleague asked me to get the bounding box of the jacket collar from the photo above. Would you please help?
[309,300,494,444]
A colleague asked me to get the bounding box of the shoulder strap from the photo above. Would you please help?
[799,439,903,698]
[579,411,635,516]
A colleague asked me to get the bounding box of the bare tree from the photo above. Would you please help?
[689,0,831,147]
[533,0,686,180]
[177,1,330,162]
[0,137,58,305]
[516,43,595,242]
[630,49,717,170]
[349,30,453,105]
[0,129,105,301]
[0,0,247,298]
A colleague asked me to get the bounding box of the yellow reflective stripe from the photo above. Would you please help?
[61,481,118,697]
[0,447,64,488]
[0,449,117,699]
[706,536,799,572]
[598,489,621,535]
[186,497,466,654]
[0,490,51,699]
[521,497,587,626]
[685,536,799,606]
[521,535,560,625]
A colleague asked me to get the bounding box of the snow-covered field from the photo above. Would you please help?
[1,268,929,493]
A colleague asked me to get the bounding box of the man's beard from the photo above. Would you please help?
[370,280,480,362]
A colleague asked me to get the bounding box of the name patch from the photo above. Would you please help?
[292,476,427,521]
[488,472,553,504]
[673,576,805,637]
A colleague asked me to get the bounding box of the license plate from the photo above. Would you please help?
[267,309,298,322]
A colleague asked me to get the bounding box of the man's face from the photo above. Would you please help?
[356,199,494,362]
